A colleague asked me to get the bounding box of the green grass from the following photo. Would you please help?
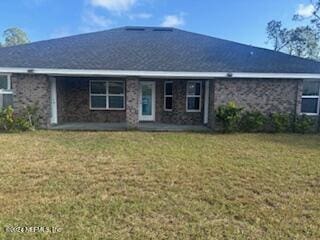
[0,131,319,239]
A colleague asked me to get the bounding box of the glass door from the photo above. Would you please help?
[139,81,155,121]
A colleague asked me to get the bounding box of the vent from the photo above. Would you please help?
[125,27,146,31]
[152,27,173,32]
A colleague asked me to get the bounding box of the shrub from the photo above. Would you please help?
[20,103,40,130]
[216,102,243,132]
[0,104,39,132]
[239,111,267,132]
[269,113,293,133]
[293,115,315,134]
[0,106,15,131]
[14,117,33,131]
[215,103,318,134]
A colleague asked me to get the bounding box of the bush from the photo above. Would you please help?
[0,104,39,132]
[215,103,318,134]
[20,104,40,130]
[239,111,267,132]
[269,113,293,133]
[14,117,33,131]
[293,115,315,134]
[0,106,15,131]
[216,102,243,132]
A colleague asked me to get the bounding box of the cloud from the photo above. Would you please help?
[84,11,112,27]
[89,0,136,13]
[128,13,152,20]
[161,14,185,28]
[81,10,113,32]
[296,3,315,18]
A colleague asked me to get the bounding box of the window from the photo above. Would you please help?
[0,75,13,108]
[90,80,125,110]
[186,81,202,112]
[0,75,9,89]
[301,81,320,115]
[164,81,173,111]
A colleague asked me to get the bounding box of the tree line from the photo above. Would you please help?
[266,1,320,60]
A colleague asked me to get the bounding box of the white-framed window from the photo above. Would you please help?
[0,74,13,109]
[301,80,320,115]
[90,80,125,110]
[186,81,202,112]
[164,81,173,111]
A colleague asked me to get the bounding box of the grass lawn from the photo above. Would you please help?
[0,131,319,239]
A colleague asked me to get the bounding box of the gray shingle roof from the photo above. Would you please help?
[0,26,320,73]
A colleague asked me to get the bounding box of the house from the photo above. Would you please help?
[0,26,319,130]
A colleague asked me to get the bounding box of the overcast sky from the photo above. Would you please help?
[0,0,315,49]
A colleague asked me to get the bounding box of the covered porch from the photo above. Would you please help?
[49,76,213,130]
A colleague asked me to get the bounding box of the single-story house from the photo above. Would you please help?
[0,26,319,130]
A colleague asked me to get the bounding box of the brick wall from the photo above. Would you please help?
[56,77,126,123]
[213,78,302,114]
[10,74,305,130]
[155,79,205,125]
[126,78,139,128]
[11,74,51,128]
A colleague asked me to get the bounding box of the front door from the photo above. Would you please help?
[139,81,155,121]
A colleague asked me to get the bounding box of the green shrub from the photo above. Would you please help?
[0,106,15,131]
[216,103,318,134]
[20,103,40,130]
[293,115,315,134]
[14,117,33,131]
[216,102,243,132]
[269,113,293,133]
[0,104,39,132]
[239,111,267,132]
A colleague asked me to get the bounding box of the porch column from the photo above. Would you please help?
[207,79,215,129]
[126,77,139,129]
[295,79,303,115]
[50,77,58,125]
[203,80,209,125]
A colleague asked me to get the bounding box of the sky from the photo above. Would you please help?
[0,0,316,49]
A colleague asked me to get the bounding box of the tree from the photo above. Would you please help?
[266,1,320,60]
[266,20,320,60]
[286,26,319,58]
[266,20,289,51]
[2,27,30,47]
[311,2,320,30]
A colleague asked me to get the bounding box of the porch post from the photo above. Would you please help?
[50,77,58,125]
[207,79,215,129]
[204,80,209,125]
[295,79,303,116]
[126,77,139,129]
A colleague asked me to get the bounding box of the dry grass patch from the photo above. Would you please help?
[0,131,319,239]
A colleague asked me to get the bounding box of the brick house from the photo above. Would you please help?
[0,26,319,130]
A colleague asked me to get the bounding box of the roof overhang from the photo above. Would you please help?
[0,67,320,79]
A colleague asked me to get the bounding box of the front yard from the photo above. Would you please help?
[0,131,319,239]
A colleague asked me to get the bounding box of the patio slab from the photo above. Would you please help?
[138,123,210,132]
[50,122,210,132]
[50,122,127,131]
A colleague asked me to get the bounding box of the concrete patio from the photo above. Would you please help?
[50,122,210,132]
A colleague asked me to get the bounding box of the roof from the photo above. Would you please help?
[0,26,320,74]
